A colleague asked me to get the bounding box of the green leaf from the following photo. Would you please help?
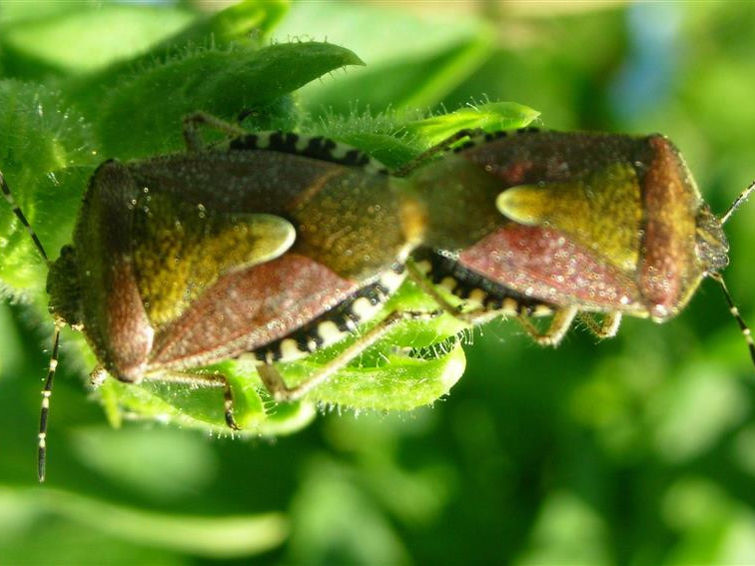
[96,41,365,158]
[282,344,466,411]
[271,282,468,411]
[402,101,542,146]
[60,0,290,117]
[317,101,539,168]
[101,372,318,438]
[0,4,197,76]
[0,1,288,82]
[0,80,95,294]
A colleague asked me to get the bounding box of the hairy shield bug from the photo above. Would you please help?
[1,113,429,481]
[403,128,755,360]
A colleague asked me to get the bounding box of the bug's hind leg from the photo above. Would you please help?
[517,306,578,347]
[392,129,481,178]
[182,112,247,152]
[405,260,496,325]
[142,371,240,430]
[578,312,623,340]
[257,310,440,402]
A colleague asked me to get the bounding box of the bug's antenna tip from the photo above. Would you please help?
[709,272,755,368]
[38,443,46,483]
[0,168,50,261]
[721,179,755,225]
[37,328,60,483]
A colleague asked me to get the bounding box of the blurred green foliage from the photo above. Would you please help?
[1,1,754,565]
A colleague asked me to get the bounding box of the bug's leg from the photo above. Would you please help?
[392,128,482,177]
[89,366,108,387]
[182,111,247,152]
[405,260,479,322]
[406,260,466,315]
[237,108,259,124]
[578,312,623,339]
[517,306,578,347]
[142,371,240,430]
[257,310,440,402]
[38,327,61,483]
[405,259,499,325]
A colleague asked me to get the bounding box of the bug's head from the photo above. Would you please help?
[46,244,83,329]
[697,178,755,279]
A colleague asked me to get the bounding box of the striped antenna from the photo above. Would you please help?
[38,327,61,482]
[708,272,755,366]
[721,179,755,225]
[0,169,49,261]
[0,168,58,482]
[713,179,755,367]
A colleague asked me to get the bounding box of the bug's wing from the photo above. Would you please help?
[118,150,418,372]
[411,131,652,313]
[462,132,703,317]
[462,159,646,312]
[131,192,296,327]
[148,252,361,370]
[496,161,642,272]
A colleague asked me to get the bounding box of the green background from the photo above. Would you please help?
[1,2,754,565]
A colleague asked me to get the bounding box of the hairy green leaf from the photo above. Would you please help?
[96,41,364,158]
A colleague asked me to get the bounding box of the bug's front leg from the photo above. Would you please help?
[578,312,623,340]
[182,111,247,152]
[392,128,482,178]
[515,306,578,347]
[89,366,107,388]
[405,259,499,325]
[257,310,440,402]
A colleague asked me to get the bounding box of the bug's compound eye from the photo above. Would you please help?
[695,205,729,271]
[59,244,75,258]
[46,246,82,327]
[46,245,75,293]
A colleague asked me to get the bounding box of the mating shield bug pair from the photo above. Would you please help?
[2,114,753,482]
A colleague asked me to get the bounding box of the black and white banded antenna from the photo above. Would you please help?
[714,179,755,367]
[0,168,60,482]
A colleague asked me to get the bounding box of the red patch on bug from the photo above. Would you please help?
[639,136,699,319]
[500,160,533,185]
[459,224,643,311]
[106,258,154,381]
[149,254,358,368]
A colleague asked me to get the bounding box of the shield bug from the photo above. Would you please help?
[1,112,429,481]
[403,128,755,361]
